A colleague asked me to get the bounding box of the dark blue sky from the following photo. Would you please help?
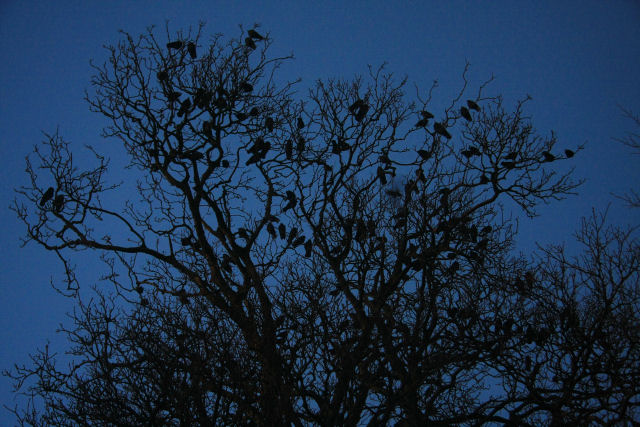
[1,1,639,419]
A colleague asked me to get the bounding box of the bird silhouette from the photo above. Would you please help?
[466,99,480,111]
[245,37,257,50]
[166,40,184,49]
[267,222,277,238]
[249,107,260,116]
[181,237,191,246]
[460,106,472,121]
[479,175,490,184]
[39,187,54,206]
[187,42,197,59]
[278,223,286,239]
[240,82,253,93]
[238,228,249,240]
[167,91,181,103]
[283,190,297,212]
[296,135,305,153]
[504,152,518,160]
[177,98,191,117]
[461,149,474,159]
[293,236,305,247]
[235,111,248,122]
[304,239,313,257]
[433,122,452,139]
[377,166,387,185]
[248,29,264,40]
[348,99,365,114]
[417,149,431,160]
[501,161,516,169]
[157,70,169,81]
[420,110,434,119]
[354,104,369,122]
[285,140,293,159]
[564,149,574,158]
[287,227,298,244]
[542,151,555,162]
[415,118,430,128]
[297,116,305,129]
[265,117,274,132]
[53,194,64,212]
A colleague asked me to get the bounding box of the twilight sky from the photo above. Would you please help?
[1,1,639,420]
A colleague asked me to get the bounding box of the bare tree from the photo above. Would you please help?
[7,23,637,425]
[614,107,640,208]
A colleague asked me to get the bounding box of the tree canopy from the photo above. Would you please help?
[7,24,639,425]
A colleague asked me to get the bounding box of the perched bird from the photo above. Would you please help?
[348,99,365,114]
[417,149,431,160]
[157,70,169,81]
[287,227,298,244]
[542,151,555,162]
[249,107,260,117]
[245,37,257,50]
[177,98,191,117]
[167,91,181,103]
[461,149,474,159]
[480,225,492,234]
[53,194,64,212]
[285,140,293,159]
[266,222,277,239]
[237,228,249,240]
[479,175,490,184]
[460,106,472,121]
[278,223,286,239]
[247,29,264,40]
[235,111,248,122]
[166,40,184,49]
[433,122,452,139]
[377,166,387,185]
[386,189,402,198]
[297,116,305,129]
[420,110,434,119]
[504,152,518,160]
[296,136,305,153]
[564,149,575,158]
[415,118,430,128]
[293,236,305,247]
[501,161,516,169]
[304,239,313,258]
[354,104,369,122]
[240,82,253,93]
[284,190,297,212]
[221,159,229,168]
[187,42,197,59]
[39,187,54,207]
[467,99,481,111]
[265,116,274,132]
[181,237,191,246]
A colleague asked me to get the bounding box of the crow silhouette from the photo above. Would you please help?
[265,116,274,132]
[433,122,452,139]
[249,107,260,116]
[304,239,313,257]
[245,37,257,50]
[460,106,472,121]
[248,29,264,40]
[467,99,480,111]
[267,222,277,238]
[177,98,191,117]
[348,99,365,114]
[542,151,555,162]
[417,149,431,160]
[377,166,387,185]
[39,187,54,206]
[297,136,305,153]
[53,194,64,212]
[157,70,169,81]
[187,42,197,59]
[285,140,293,159]
[420,110,434,119]
[504,152,518,160]
[167,91,181,103]
[287,227,298,244]
[278,223,286,239]
[415,118,430,128]
[297,116,305,129]
[166,40,184,49]
[501,161,516,169]
[564,149,574,158]
[354,104,369,122]
[240,82,253,93]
